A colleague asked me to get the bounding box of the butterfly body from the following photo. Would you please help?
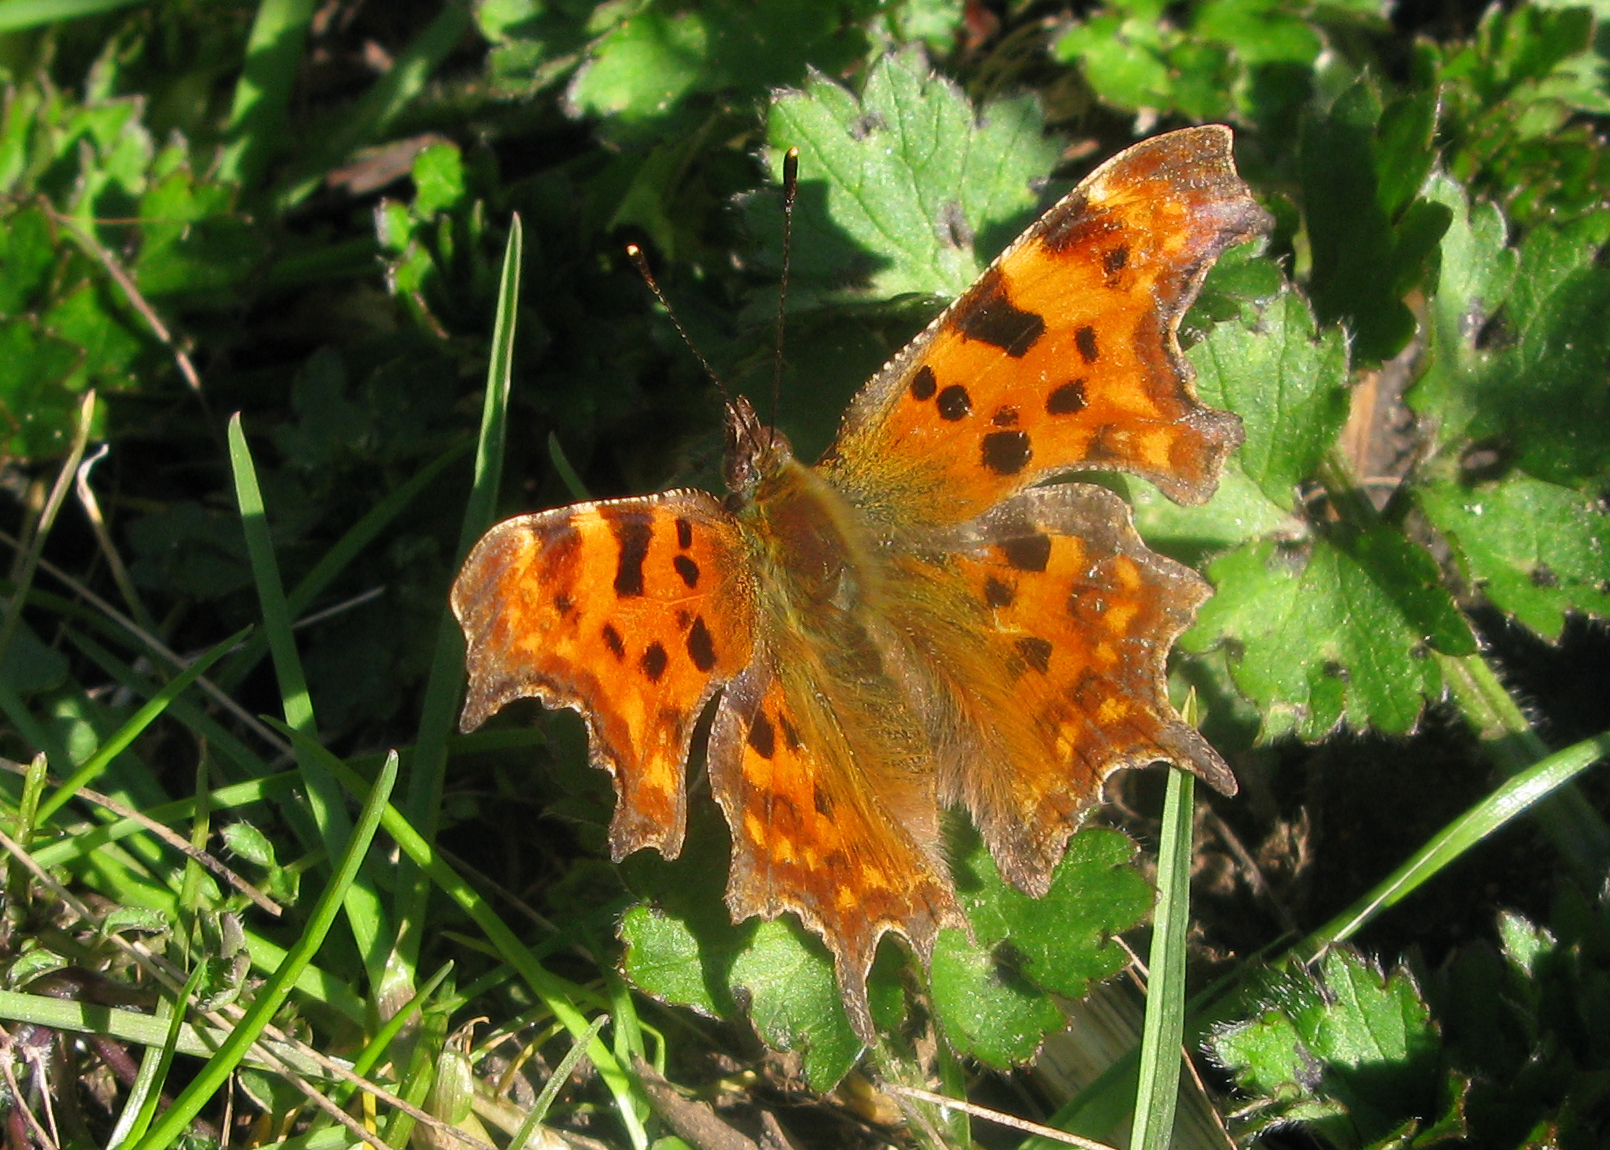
[453,125,1271,1040]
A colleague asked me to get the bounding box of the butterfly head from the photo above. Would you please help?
[722,395,795,499]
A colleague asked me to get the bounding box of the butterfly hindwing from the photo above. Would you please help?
[824,125,1271,525]
[452,491,756,860]
[879,484,1235,896]
[708,650,964,1041]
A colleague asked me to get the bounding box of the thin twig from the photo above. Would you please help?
[290,585,386,631]
[0,1028,59,1150]
[74,445,158,637]
[0,757,281,916]
[879,1083,1119,1150]
[48,209,203,395]
[0,392,96,668]
[0,528,291,759]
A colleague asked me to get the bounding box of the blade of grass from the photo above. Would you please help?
[510,1013,610,1150]
[392,216,522,996]
[1298,729,1610,960]
[380,998,448,1148]
[229,414,392,985]
[37,626,250,823]
[0,0,143,30]
[0,988,327,1074]
[63,624,270,780]
[0,562,292,761]
[273,720,651,1150]
[1439,650,1610,877]
[109,964,207,1150]
[1130,768,1194,1150]
[218,0,315,189]
[0,679,72,768]
[329,962,454,1111]
[130,751,396,1150]
[547,432,590,501]
[214,439,470,694]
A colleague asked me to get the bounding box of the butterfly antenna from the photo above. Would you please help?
[768,146,800,447]
[626,243,731,404]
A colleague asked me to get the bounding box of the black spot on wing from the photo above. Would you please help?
[605,507,653,598]
[602,624,626,659]
[951,268,1046,358]
[1075,326,1099,364]
[748,711,775,759]
[1103,244,1129,284]
[553,592,573,617]
[1047,380,1087,415]
[984,576,1016,608]
[813,785,833,817]
[999,533,1051,572]
[686,616,717,672]
[981,431,1031,475]
[640,642,668,682]
[909,365,937,401]
[937,385,972,421]
[991,406,1019,427]
[673,554,700,589]
[1016,636,1053,674]
[675,517,693,549]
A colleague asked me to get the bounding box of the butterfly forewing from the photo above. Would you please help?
[823,125,1271,525]
[452,492,755,861]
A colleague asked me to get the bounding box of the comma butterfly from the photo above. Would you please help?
[452,125,1270,1041]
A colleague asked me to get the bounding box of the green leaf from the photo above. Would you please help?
[1419,473,1610,641]
[566,8,711,123]
[931,825,1149,1068]
[1409,174,1518,450]
[1055,13,1176,113]
[929,929,1065,1069]
[135,165,265,300]
[1193,0,1323,66]
[220,821,278,870]
[620,810,863,1090]
[1211,950,1454,1148]
[763,49,1063,303]
[566,0,872,135]
[1186,524,1474,740]
[1198,290,1350,513]
[729,919,864,1089]
[1414,181,1610,482]
[411,141,466,217]
[1485,214,1610,484]
[0,206,57,314]
[1301,78,1452,363]
[0,321,88,460]
[883,0,966,52]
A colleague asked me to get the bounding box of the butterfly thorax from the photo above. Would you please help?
[722,399,885,629]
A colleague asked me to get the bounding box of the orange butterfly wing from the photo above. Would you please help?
[452,492,755,860]
[900,485,1235,894]
[822,124,1269,524]
[708,654,963,1039]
